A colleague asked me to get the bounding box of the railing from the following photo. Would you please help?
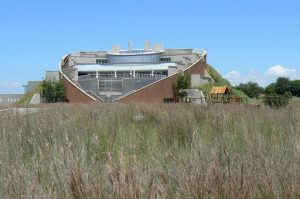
[78,73,167,80]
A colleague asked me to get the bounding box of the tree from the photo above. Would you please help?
[236,82,264,98]
[176,74,191,100]
[176,74,190,91]
[40,80,65,103]
[275,77,291,95]
[290,80,300,97]
[265,83,276,94]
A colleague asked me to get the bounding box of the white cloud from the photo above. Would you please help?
[223,65,299,87]
[266,65,297,78]
[224,70,240,80]
[224,69,265,86]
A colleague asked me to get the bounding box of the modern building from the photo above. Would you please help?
[60,42,213,103]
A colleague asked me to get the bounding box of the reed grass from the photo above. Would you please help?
[0,103,299,198]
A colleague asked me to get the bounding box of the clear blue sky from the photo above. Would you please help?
[0,0,299,93]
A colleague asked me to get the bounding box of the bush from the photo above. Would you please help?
[176,74,190,91]
[40,80,65,103]
[176,74,190,99]
[264,93,290,109]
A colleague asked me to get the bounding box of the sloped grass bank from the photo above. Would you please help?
[202,64,248,98]
[0,104,299,198]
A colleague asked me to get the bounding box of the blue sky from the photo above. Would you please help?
[0,0,299,93]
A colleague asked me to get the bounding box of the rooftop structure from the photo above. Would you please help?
[60,42,213,103]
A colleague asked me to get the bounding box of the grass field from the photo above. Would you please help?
[0,103,300,198]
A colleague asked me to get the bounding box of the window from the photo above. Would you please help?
[96,59,108,64]
[160,57,171,63]
[163,98,174,103]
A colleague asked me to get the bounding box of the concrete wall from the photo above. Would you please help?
[191,75,213,87]
[0,94,23,105]
[161,54,198,71]
[45,71,59,82]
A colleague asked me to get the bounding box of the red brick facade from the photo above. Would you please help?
[61,75,96,103]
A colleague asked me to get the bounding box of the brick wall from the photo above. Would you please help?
[61,75,96,103]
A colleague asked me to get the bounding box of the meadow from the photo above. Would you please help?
[0,102,299,198]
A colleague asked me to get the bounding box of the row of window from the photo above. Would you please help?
[96,59,108,64]
[163,98,175,103]
[160,58,171,62]
[96,58,172,64]
[0,98,20,103]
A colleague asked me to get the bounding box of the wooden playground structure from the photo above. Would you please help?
[209,86,247,104]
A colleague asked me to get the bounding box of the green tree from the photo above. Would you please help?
[40,80,65,103]
[265,83,276,94]
[236,82,264,98]
[290,80,300,97]
[176,74,190,91]
[176,74,190,99]
[275,77,291,95]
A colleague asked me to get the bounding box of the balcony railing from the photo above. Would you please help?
[78,73,167,80]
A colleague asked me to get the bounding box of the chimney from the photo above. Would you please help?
[128,41,133,52]
[144,40,150,51]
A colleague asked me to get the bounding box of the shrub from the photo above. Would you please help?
[176,74,190,99]
[40,80,65,103]
[264,93,290,109]
[176,74,190,91]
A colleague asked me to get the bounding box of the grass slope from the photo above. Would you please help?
[200,64,248,98]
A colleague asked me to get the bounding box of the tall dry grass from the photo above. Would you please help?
[0,103,299,198]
